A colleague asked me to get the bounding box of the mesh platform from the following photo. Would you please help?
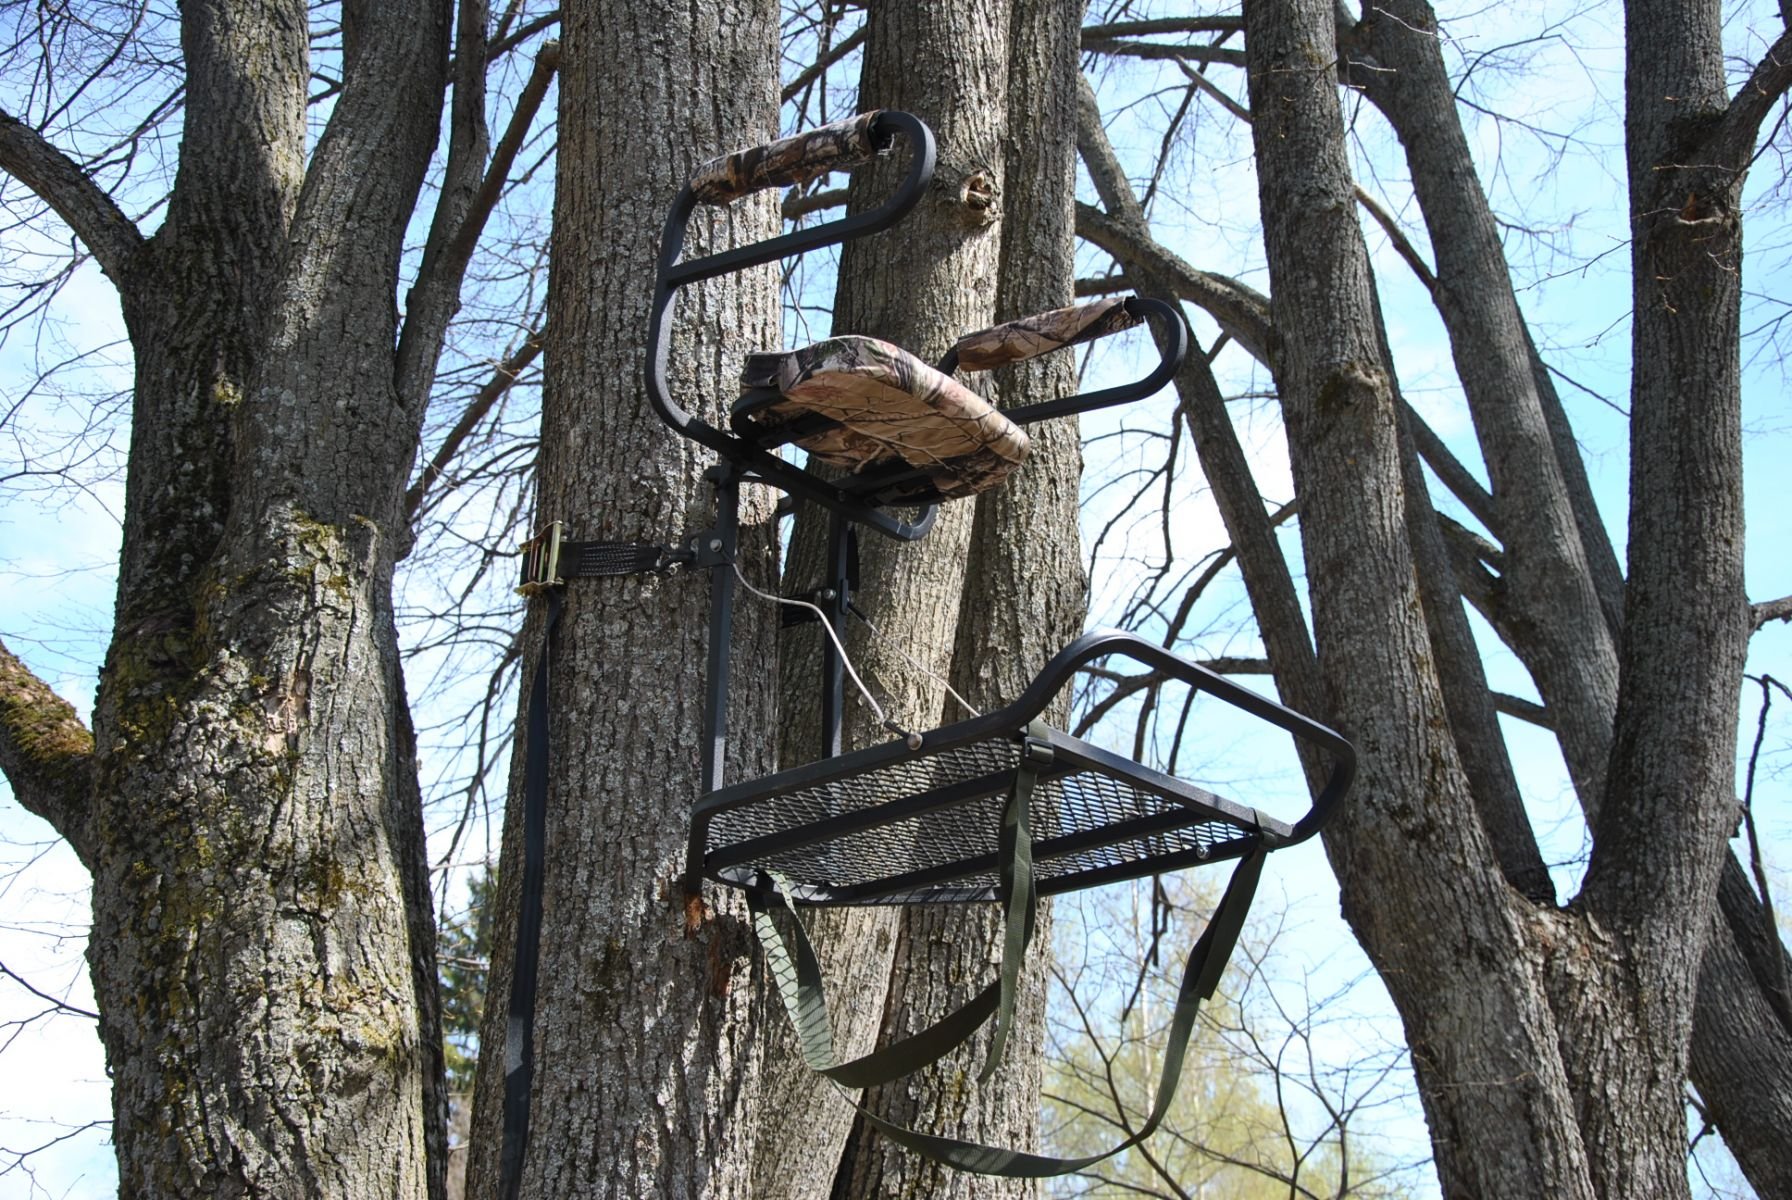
[689,721,1281,905]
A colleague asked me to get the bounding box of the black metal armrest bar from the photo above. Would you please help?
[944,296,1145,373]
[660,111,935,289]
[996,297,1191,427]
[690,110,886,206]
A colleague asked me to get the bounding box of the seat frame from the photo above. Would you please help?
[646,112,1188,534]
[497,111,1353,1195]
[641,110,1342,902]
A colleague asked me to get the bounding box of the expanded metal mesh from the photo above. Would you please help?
[705,734,1245,904]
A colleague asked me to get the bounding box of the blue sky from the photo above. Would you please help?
[3,2,1790,1195]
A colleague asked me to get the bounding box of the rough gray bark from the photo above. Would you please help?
[822,3,1090,1197]
[741,4,1015,1198]
[461,2,782,1197]
[0,2,460,1194]
[1241,0,1775,1194]
[1549,1,1761,1192]
[1242,8,1594,1196]
[1346,3,1792,1187]
[1342,0,1618,816]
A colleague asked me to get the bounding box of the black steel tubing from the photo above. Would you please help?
[1000,297,1192,426]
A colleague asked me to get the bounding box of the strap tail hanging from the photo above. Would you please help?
[499,588,562,1200]
[500,520,706,1199]
[752,841,1267,1177]
[980,721,1047,1081]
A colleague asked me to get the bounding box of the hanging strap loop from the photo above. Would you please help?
[498,586,563,1200]
[750,818,1268,1178]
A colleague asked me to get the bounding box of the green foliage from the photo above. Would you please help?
[439,867,495,1096]
[1043,876,1421,1199]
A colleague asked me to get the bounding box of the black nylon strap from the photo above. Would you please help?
[499,524,695,1196]
[498,588,562,1200]
[561,539,691,578]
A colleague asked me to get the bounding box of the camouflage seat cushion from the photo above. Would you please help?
[734,336,1029,502]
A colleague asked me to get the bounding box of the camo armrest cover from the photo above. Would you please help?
[738,336,1029,500]
[951,297,1143,372]
[691,111,885,205]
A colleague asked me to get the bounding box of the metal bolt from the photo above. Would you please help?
[708,537,723,553]
[817,588,837,602]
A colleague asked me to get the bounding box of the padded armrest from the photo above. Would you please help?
[690,111,887,205]
[950,298,1143,372]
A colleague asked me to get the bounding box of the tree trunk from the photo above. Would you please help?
[1350,4,1792,1188]
[1241,2,1601,1195]
[1345,0,1618,817]
[0,2,455,1194]
[828,2,1089,1196]
[744,3,1015,1196]
[1553,0,1753,1192]
[463,2,782,1197]
[1241,0,1770,1193]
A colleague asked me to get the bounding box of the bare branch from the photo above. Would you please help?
[0,960,98,1021]
[1175,58,1250,124]
[1074,202,1272,366]
[1157,499,1301,651]
[0,108,144,287]
[781,186,849,220]
[1081,38,1246,68]
[1739,675,1788,1012]
[486,9,560,63]
[407,326,546,521]
[1078,76,1324,727]
[1203,656,1273,674]
[1436,513,1506,632]
[1491,692,1552,729]
[1404,402,1501,539]
[453,40,560,266]
[1354,184,1438,294]
[399,34,560,417]
[1076,273,1132,296]
[0,638,95,869]
[1082,18,1242,40]
[1708,28,1792,170]
[782,25,867,103]
[1752,594,1792,631]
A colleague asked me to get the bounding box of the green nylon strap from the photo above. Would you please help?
[753,837,1268,1178]
[750,877,1001,1088]
[981,720,1048,1081]
[747,719,1050,1089]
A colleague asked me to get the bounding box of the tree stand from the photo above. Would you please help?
[506,110,1355,1187]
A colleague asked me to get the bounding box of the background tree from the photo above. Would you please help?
[751,2,1078,1196]
[1066,0,1792,1192]
[0,0,563,1193]
[1044,876,1425,1199]
[0,1,461,1193]
[1232,0,1783,1193]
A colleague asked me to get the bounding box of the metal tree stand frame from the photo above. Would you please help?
[504,108,1356,1185]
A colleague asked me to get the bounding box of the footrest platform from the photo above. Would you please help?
[685,631,1354,905]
